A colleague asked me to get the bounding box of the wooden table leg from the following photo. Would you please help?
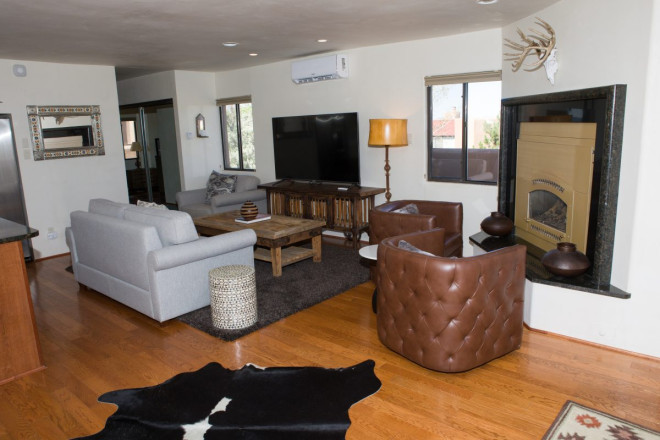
[270,246,282,277]
[312,235,322,262]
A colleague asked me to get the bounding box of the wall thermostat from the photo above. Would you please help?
[12,64,27,77]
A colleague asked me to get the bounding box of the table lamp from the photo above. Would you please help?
[368,119,408,202]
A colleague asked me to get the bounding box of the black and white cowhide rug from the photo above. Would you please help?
[76,360,381,440]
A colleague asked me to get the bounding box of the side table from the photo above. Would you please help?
[209,265,258,329]
[358,244,378,313]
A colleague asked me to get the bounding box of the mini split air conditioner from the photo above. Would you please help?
[291,54,348,84]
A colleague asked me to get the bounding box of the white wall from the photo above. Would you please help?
[215,29,502,248]
[0,59,127,258]
[504,0,659,357]
[117,71,223,192]
[173,71,222,190]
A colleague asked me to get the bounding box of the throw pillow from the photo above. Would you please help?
[397,240,435,256]
[136,200,168,210]
[205,171,237,202]
[392,203,419,214]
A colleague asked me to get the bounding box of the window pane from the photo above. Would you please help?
[429,83,463,179]
[466,81,500,182]
[239,103,255,170]
[224,105,240,169]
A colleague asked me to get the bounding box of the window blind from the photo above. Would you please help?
[424,71,501,87]
[215,95,252,106]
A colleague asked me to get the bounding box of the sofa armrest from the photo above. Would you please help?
[147,229,257,272]
[210,189,267,208]
[176,188,207,208]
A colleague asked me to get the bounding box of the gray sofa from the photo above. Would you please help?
[65,198,257,322]
[176,175,268,218]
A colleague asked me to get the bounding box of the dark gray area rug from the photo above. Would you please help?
[178,244,370,341]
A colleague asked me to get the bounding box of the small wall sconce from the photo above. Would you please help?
[196,113,208,138]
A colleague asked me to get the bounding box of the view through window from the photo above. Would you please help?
[427,73,501,183]
[218,97,255,171]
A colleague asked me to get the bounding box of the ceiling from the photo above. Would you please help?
[0,0,560,81]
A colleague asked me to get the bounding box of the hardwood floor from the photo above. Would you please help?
[1,253,658,439]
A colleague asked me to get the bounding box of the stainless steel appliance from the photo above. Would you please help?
[0,113,33,260]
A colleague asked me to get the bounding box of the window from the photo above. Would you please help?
[426,71,501,184]
[217,95,255,171]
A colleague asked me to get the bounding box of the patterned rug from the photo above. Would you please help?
[543,400,660,440]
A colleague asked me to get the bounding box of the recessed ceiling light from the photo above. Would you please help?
[222,42,239,47]
[249,53,258,57]
[317,39,328,43]
[476,0,498,4]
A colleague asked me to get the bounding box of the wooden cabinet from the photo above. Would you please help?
[0,220,43,385]
[258,181,384,248]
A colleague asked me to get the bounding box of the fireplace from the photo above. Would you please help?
[514,122,596,254]
[494,85,627,297]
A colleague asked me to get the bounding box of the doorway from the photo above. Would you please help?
[120,99,181,206]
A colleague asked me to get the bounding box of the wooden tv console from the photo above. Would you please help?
[258,181,385,249]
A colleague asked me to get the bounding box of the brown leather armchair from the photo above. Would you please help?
[376,229,526,373]
[369,200,463,258]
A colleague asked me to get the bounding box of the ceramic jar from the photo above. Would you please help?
[541,242,590,277]
[480,211,514,237]
[240,201,259,221]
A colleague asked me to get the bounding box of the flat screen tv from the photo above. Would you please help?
[272,112,360,184]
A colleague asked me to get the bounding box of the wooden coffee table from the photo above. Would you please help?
[193,211,326,277]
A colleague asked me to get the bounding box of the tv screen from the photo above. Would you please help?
[272,112,360,184]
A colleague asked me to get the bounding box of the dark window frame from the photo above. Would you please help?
[426,73,501,185]
[219,100,255,172]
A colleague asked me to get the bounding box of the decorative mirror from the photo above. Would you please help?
[27,105,105,160]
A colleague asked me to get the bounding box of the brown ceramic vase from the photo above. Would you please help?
[240,201,259,221]
[480,211,514,237]
[541,242,590,277]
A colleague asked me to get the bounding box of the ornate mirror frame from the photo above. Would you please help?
[27,105,105,160]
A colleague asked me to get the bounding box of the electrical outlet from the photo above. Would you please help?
[47,227,57,240]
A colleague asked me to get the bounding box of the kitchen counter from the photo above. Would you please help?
[0,218,43,384]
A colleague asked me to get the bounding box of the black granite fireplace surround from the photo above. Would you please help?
[481,85,628,298]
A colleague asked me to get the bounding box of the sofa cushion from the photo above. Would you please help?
[137,200,168,210]
[89,198,132,218]
[178,203,213,219]
[205,171,237,202]
[397,239,435,256]
[124,206,198,246]
[234,175,260,192]
[391,203,419,214]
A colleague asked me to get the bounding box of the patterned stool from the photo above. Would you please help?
[209,265,258,330]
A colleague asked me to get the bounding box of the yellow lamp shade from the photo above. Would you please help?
[368,119,408,146]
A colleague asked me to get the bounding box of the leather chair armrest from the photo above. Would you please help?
[415,200,463,235]
[368,208,436,245]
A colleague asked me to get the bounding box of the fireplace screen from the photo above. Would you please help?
[528,189,567,233]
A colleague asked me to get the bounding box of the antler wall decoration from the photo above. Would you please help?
[504,17,558,84]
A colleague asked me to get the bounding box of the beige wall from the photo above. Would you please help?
[215,28,503,249]
[0,59,127,258]
[503,0,659,357]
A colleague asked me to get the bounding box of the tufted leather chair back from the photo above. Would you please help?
[369,200,463,256]
[368,200,463,282]
[376,229,526,373]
